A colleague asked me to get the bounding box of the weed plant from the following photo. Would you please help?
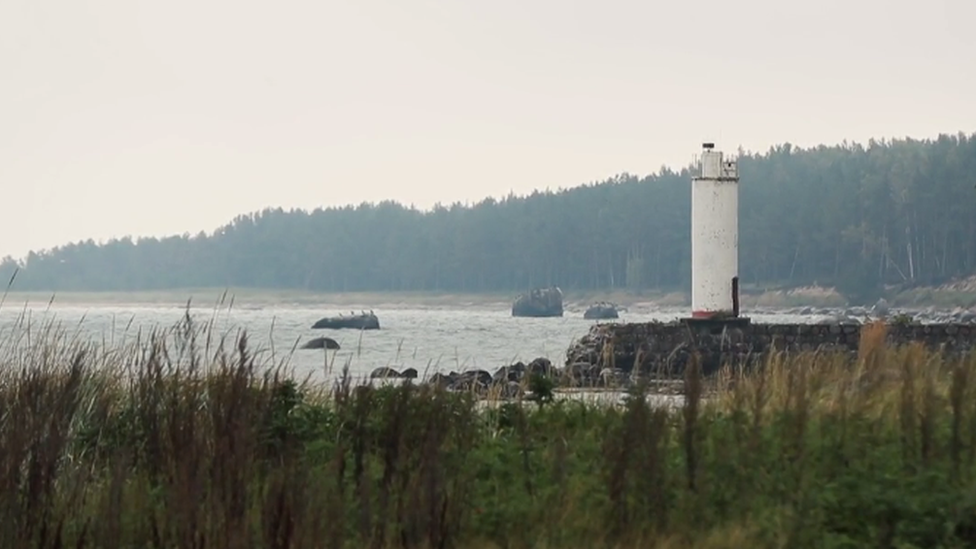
[1,309,975,548]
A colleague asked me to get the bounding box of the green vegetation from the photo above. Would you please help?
[2,133,975,304]
[3,313,976,547]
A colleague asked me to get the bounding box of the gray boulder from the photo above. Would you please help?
[370,366,401,379]
[512,286,564,318]
[312,311,380,330]
[300,336,340,350]
[584,302,620,320]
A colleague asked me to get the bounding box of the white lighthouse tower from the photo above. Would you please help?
[689,142,743,321]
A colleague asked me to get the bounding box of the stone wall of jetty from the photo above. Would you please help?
[564,320,976,380]
[375,319,976,395]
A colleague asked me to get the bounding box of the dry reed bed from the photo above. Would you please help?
[1,314,976,548]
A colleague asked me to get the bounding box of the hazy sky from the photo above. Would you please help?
[2,0,974,260]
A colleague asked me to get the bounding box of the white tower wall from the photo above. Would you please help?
[691,145,739,318]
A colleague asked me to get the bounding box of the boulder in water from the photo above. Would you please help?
[527,357,555,377]
[312,310,380,330]
[428,372,456,389]
[512,286,564,318]
[370,366,401,379]
[493,361,527,383]
[369,366,419,380]
[583,302,619,320]
[300,336,340,350]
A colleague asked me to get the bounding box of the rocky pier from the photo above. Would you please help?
[564,314,976,383]
[365,304,976,399]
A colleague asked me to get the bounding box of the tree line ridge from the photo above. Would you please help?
[3,132,975,304]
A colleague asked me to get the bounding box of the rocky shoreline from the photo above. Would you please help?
[361,300,976,400]
[363,357,646,399]
[753,297,976,325]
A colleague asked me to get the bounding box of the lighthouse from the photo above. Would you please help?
[688,142,745,322]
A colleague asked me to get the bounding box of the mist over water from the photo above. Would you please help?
[0,299,824,382]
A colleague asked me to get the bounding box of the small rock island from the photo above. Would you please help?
[512,286,564,317]
[311,310,380,330]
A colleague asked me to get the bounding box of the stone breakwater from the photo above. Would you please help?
[365,314,976,397]
[563,319,976,383]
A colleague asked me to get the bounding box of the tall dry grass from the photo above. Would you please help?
[0,304,975,547]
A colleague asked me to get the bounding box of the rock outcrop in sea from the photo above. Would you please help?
[583,302,620,319]
[312,311,380,330]
[512,287,564,317]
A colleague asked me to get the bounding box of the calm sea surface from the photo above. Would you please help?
[0,299,824,383]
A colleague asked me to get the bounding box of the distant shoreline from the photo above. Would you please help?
[0,288,684,311]
[1,283,974,311]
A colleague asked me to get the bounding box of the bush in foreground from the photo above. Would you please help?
[1,316,976,548]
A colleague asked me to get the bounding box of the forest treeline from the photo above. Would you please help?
[3,132,975,304]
